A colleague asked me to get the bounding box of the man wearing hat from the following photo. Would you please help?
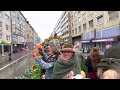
[97,45,120,79]
[53,43,81,79]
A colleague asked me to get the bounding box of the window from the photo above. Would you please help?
[97,15,103,24]
[0,21,2,27]
[108,11,118,20]
[82,11,86,20]
[89,19,93,28]
[78,11,80,14]
[72,23,73,27]
[13,35,16,39]
[0,11,3,17]
[96,30,102,38]
[78,17,81,22]
[74,20,77,27]
[75,28,77,34]
[0,34,2,39]
[89,11,93,16]
[6,35,9,40]
[71,15,73,21]
[9,36,10,40]
[83,23,86,30]
[12,12,15,21]
[79,26,81,32]
[17,23,19,27]
[72,30,74,34]
[74,12,77,17]
[82,11,86,16]
[6,24,8,30]
[5,14,9,20]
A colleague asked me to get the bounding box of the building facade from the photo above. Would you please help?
[53,11,120,52]
[52,11,72,43]
[79,11,120,52]
[33,29,40,45]
[12,11,27,49]
[0,11,41,55]
[0,11,11,56]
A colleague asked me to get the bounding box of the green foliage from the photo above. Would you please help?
[81,59,88,77]
[15,60,42,79]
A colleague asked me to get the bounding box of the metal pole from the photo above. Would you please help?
[10,11,13,53]
[2,45,4,56]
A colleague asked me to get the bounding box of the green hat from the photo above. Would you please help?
[97,45,120,68]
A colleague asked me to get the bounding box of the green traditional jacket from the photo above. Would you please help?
[53,54,81,79]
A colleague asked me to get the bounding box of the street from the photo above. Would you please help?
[0,49,32,69]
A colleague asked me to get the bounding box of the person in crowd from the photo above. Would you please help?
[73,45,85,60]
[99,47,104,56]
[53,43,81,79]
[32,44,59,79]
[97,45,120,79]
[87,47,91,55]
[35,43,46,78]
[85,47,102,79]
[73,45,87,78]
[8,51,11,61]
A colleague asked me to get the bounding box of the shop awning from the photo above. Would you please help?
[0,40,11,44]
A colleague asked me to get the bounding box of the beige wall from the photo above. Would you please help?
[70,11,120,37]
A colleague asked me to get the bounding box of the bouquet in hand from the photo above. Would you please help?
[32,53,37,59]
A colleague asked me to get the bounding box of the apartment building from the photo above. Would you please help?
[33,29,41,45]
[0,11,11,56]
[26,21,34,49]
[60,11,72,42]
[13,11,27,49]
[53,11,120,52]
[69,11,82,46]
[52,11,72,44]
[70,11,120,52]
[0,11,41,55]
[54,15,61,37]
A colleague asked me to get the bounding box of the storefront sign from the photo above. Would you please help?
[80,41,90,43]
[92,38,114,42]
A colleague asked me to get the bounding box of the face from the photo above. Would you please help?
[48,46,53,55]
[62,51,74,60]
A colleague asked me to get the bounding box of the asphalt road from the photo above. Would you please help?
[0,49,33,69]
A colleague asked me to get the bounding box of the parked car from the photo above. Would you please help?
[13,48,19,53]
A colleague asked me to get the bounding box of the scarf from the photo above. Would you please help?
[53,54,81,79]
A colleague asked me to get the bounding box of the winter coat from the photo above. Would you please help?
[35,53,58,79]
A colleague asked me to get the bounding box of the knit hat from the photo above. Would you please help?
[61,43,75,53]
[97,45,120,68]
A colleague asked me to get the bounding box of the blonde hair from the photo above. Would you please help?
[100,69,120,79]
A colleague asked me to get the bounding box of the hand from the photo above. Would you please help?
[39,49,44,56]
[42,45,45,53]
[66,71,74,79]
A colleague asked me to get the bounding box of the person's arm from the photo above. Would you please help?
[42,53,49,61]
[35,56,54,69]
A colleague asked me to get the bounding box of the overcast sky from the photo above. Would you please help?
[21,11,63,41]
